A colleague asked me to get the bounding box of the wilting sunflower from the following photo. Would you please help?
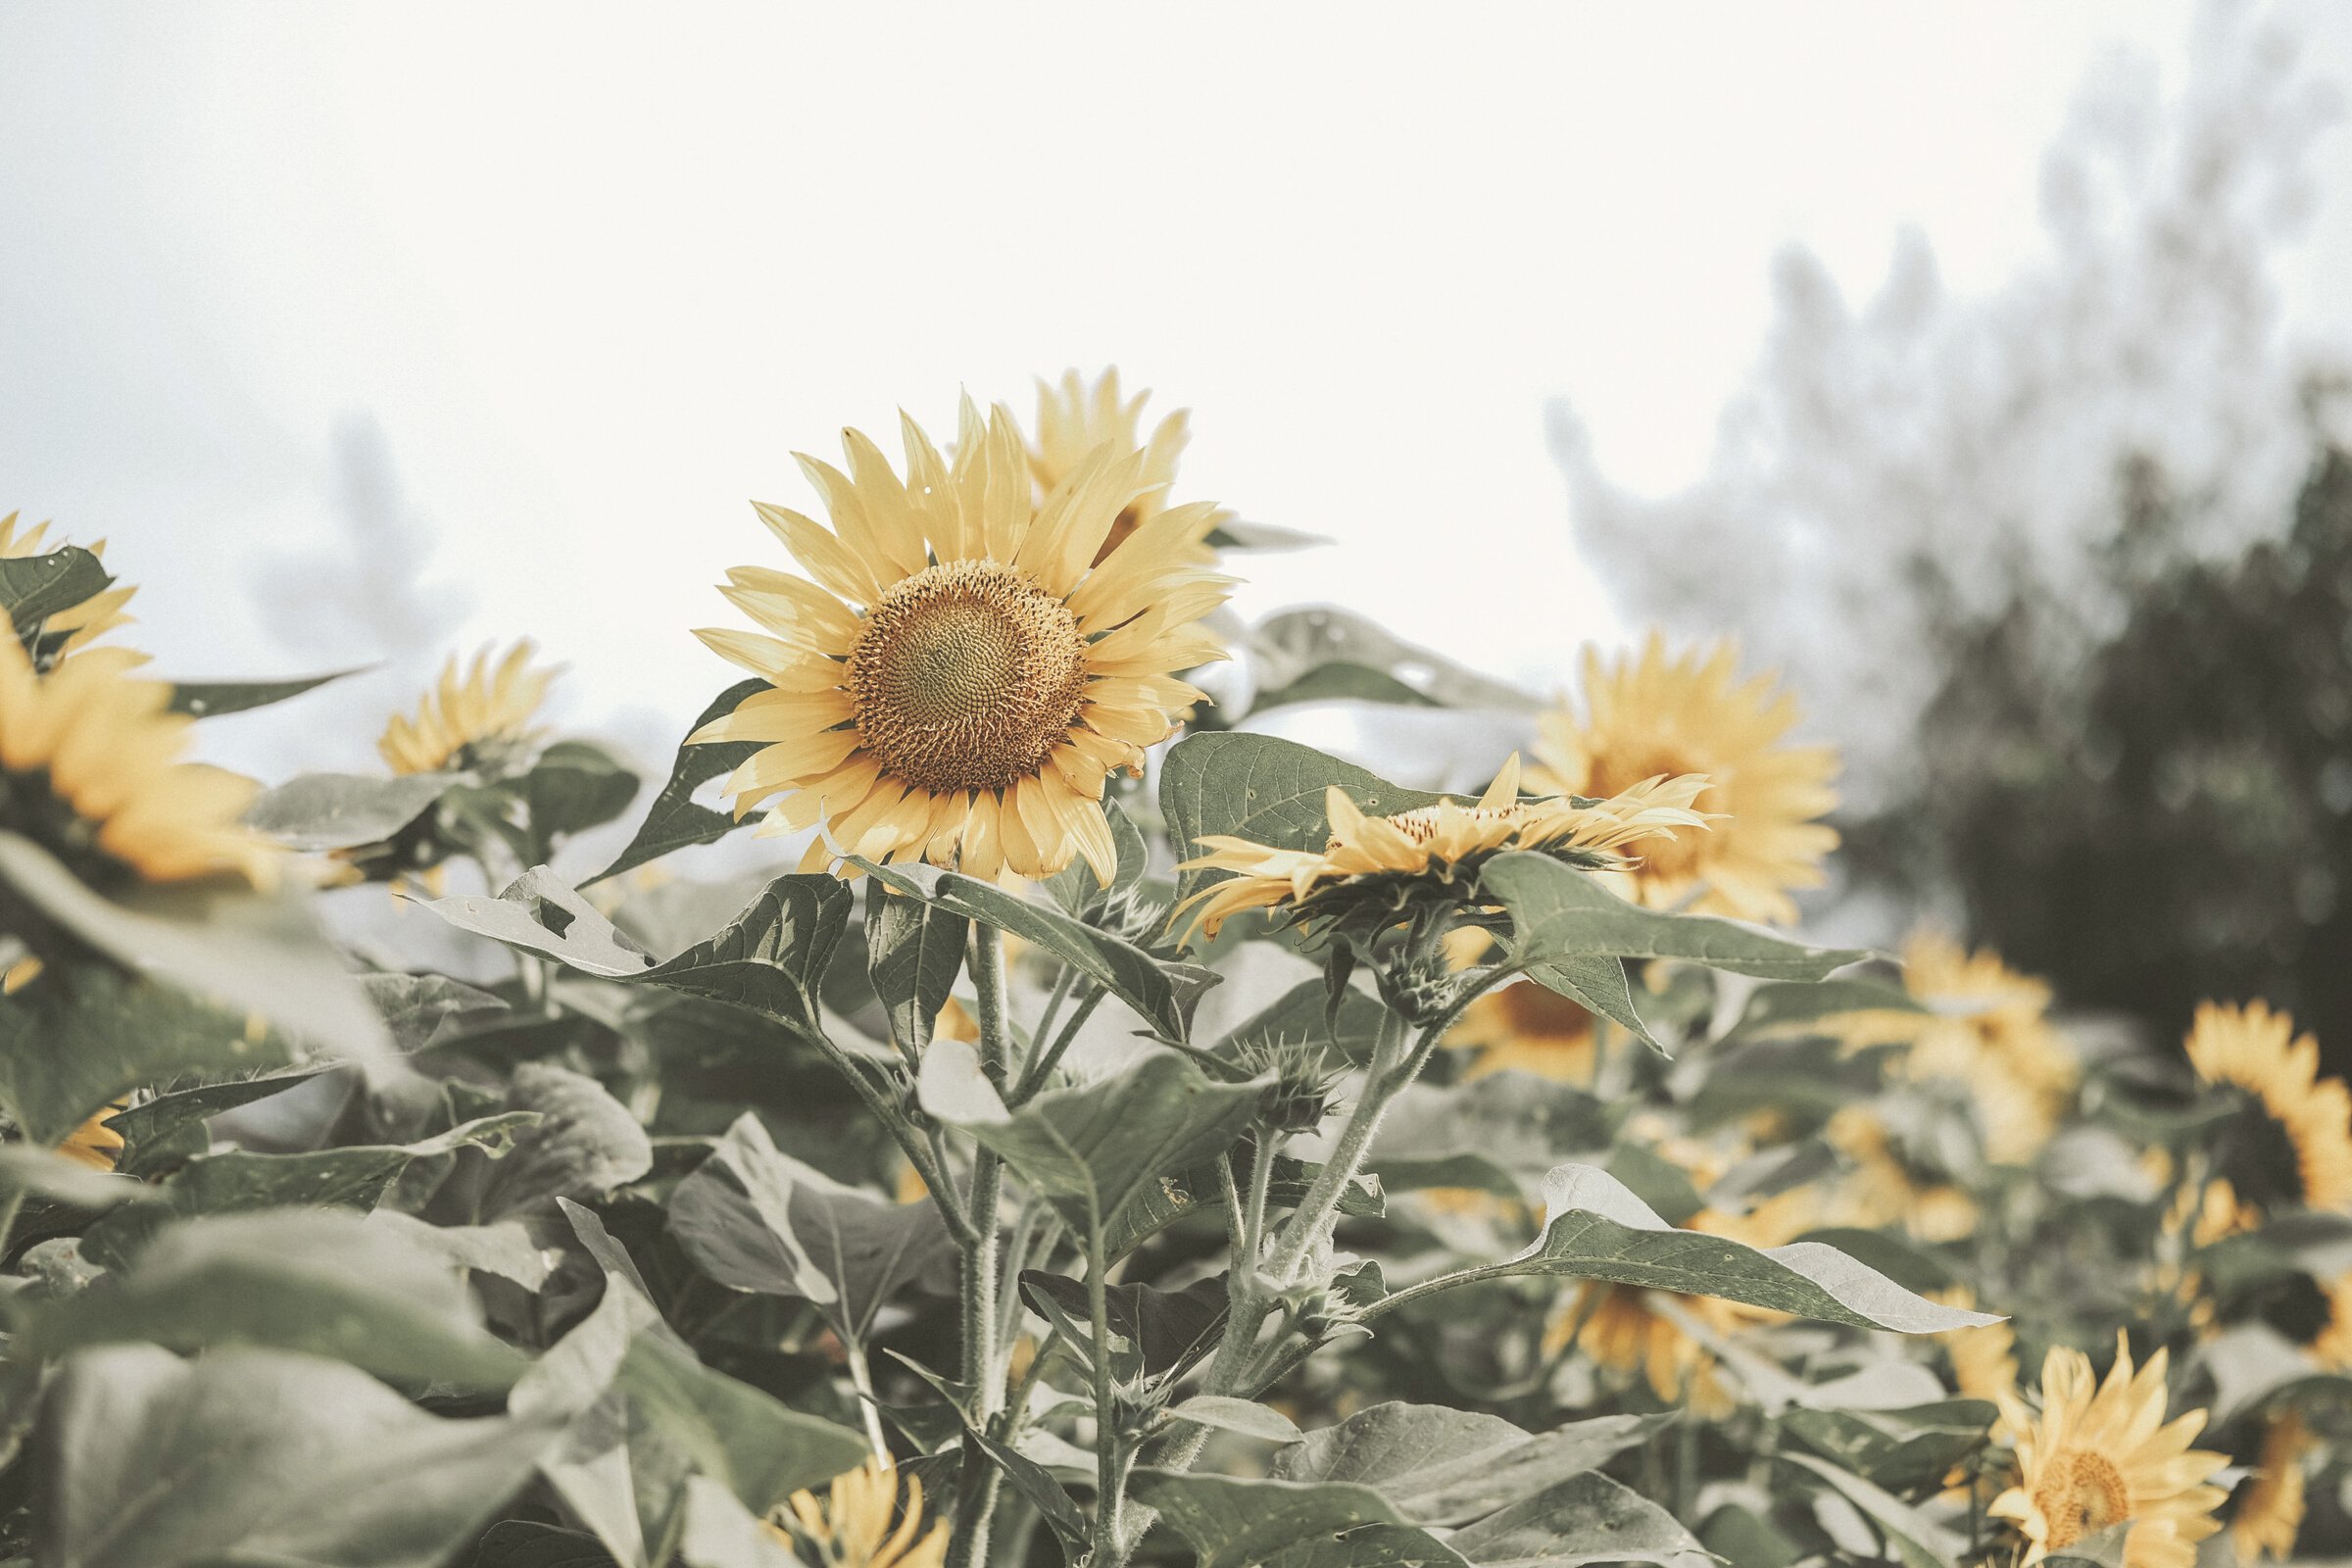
[764,1458,948,1568]
[1031,368,1219,567]
[1176,754,1709,940]
[379,640,558,776]
[692,399,1229,883]
[2230,1412,2309,1563]
[2184,1001,2352,1213]
[56,1099,127,1172]
[1548,1189,1812,1418]
[1527,634,1837,926]
[0,640,274,890]
[1886,933,2078,1167]
[0,512,136,659]
[1990,1337,2227,1568]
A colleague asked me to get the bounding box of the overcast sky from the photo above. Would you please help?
[3,3,2347,777]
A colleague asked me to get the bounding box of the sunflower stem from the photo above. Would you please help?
[843,1337,893,1469]
[1264,1006,1409,1286]
[951,922,1016,1568]
[1085,1213,1126,1568]
[1012,983,1103,1104]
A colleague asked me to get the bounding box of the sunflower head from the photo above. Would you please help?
[691,398,1230,885]
[1031,368,1218,567]
[0,512,137,662]
[1175,754,1711,944]
[2185,1001,2352,1213]
[1528,633,1837,926]
[1990,1336,2227,1568]
[378,640,558,777]
[2230,1412,2310,1563]
[1892,933,2077,1166]
[0,640,274,893]
[56,1098,128,1172]
[764,1459,948,1568]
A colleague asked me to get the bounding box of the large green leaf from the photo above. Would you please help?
[1374,1164,1998,1334]
[166,665,368,718]
[244,770,456,852]
[1250,662,1442,715]
[1017,1270,1229,1383]
[590,679,767,884]
[1271,1403,1671,1527]
[917,1039,1264,1230]
[1369,1075,1612,1196]
[104,1062,328,1176]
[37,1345,557,1568]
[0,545,111,633]
[1780,1399,1996,1496]
[1729,977,1922,1040]
[1445,1472,1712,1568]
[1247,607,1539,713]
[14,1209,526,1391]
[1159,733,1447,915]
[863,876,966,1055]
[1481,853,1868,980]
[1125,1471,1468,1568]
[0,831,392,1063]
[526,740,643,851]
[479,1063,656,1220]
[667,1113,956,1342]
[1778,1452,1966,1568]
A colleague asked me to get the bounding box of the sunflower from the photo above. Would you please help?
[764,1458,948,1568]
[1527,634,1837,926]
[1031,368,1220,567]
[1826,1106,1980,1243]
[56,1099,127,1172]
[1930,1289,2019,1404]
[1889,933,2077,1167]
[1176,754,1710,939]
[378,640,558,776]
[1441,928,1596,1082]
[1547,1189,1812,1418]
[2184,1001,2352,1212]
[2230,1412,2309,1563]
[692,399,1229,884]
[2311,1272,2352,1369]
[1990,1337,2227,1568]
[0,512,136,658]
[0,640,274,890]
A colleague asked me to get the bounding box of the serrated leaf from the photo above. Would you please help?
[426,866,659,974]
[37,1345,557,1568]
[1273,1403,1673,1527]
[918,1040,1264,1231]
[15,1208,526,1390]
[1483,853,1868,981]
[667,1113,956,1342]
[362,971,510,1052]
[1525,955,1661,1054]
[244,770,456,851]
[1446,1471,1713,1568]
[590,680,766,884]
[0,545,112,633]
[166,664,368,718]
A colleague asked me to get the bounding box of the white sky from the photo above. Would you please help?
[3,2,2346,775]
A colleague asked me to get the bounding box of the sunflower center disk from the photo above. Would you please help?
[849,561,1089,796]
[2035,1448,2132,1548]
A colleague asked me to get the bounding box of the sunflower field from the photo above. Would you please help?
[2,371,2349,1568]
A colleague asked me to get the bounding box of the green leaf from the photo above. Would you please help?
[527,741,643,850]
[1524,955,1661,1054]
[105,1062,327,1176]
[480,1063,655,1220]
[0,830,393,1063]
[1041,801,1151,917]
[166,664,368,718]
[1778,1452,1965,1568]
[0,967,301,1148]
[15,1208,527,1390]
[1382,1164,2000,1334]
[1482,852,1868,979]
[1102,1151,1382,1259]
[0,545,111,634]
[368,1210,559,1290]
[1369,1075,1611,1195]
[590,679,766,884]
[1217,978,1391,1071]
[917,1040,1264,1230]
[1159,733,1447,915]
[1247,607,1538,713]
[667,1113,956,1342]
[1017,1270,1228,1381]
[1272,1403,1673,1527]
[673,1475,803,1568]
[1204,518,1329,553]
[1166,1396,1305,1444]
[1730,977,1921,1039]
[1125,1471,1468,1568]
[426,865,659,973]
[473,1520,623,1568]
[1780,1400,1996,1495]
[363,971,510,1051]
[921,868,1210,1041]
[1445,1472,1713,1568]
[37,1345,557,1568]
[1250,662,1442,715]
[864,877,966,1055]
[244,770,456,851]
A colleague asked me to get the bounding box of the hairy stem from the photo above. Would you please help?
[951,923,1015,1568]
[1086,1215,1126,1568]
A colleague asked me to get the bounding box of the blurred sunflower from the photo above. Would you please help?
[1031,368,1218,567]
[1826,1105,1980,1243]
[1177,754,1709,939]
[0,512,136,658]
[1442,929,1595,1082]
[694,399,1229,884]
[0,640,275,890]
[56,1098,127,1171]
[2184,1001,2352,1212]
[1890,933,2077,1167]
[1527,634,1837,925]
[764,1458,948,1568]
[2311,1272,2352,1368]
[1547,1189,1812,1418]
[1990,1337,2226,1568]
[2230,1412,2309,1563]
[379,640,558,776]
[1938,1294,2019,1404]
